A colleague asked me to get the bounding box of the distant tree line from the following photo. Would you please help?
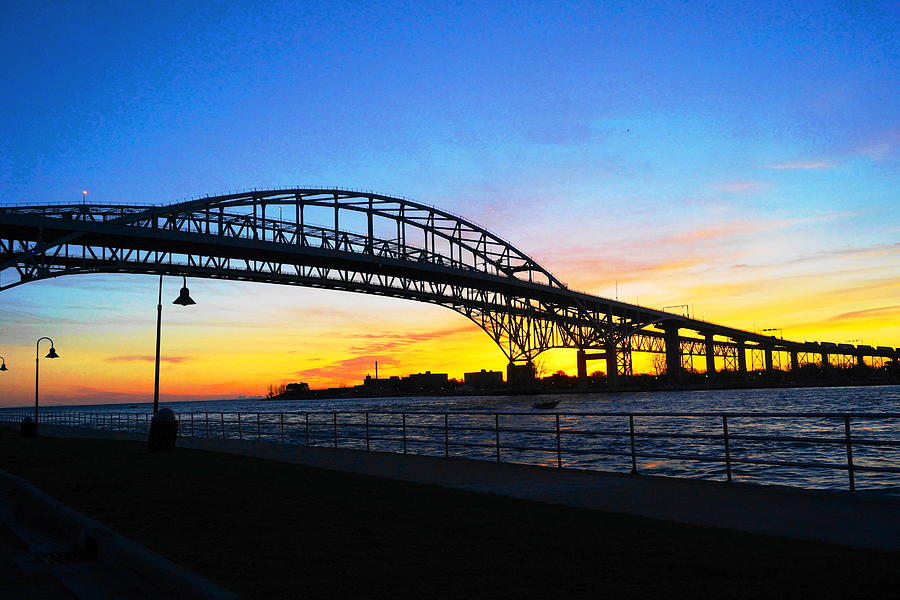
[265,383,288,399]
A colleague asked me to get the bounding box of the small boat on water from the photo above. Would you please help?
[532,399,560,409]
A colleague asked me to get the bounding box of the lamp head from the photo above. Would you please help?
[0,362,7,371]
[46,347,59,359]
[173,286,196,306]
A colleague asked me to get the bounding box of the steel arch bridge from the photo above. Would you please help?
[1,189,897,381]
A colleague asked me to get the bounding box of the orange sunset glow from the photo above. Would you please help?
[1,2,897,407]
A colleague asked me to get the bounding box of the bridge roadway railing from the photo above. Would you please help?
[2,410,899,493]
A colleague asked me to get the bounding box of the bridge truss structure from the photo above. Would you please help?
[1,189,897,382]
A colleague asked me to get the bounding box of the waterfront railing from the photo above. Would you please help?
[2,410,899,492]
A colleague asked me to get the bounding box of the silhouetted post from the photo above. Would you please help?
[401,413,407,454]
[20,416,36,438]
[704,334,716,375]
[790,350,800,371]
[722,416,732,482]
[576,349,587,381]
[844,416,856,491]
[153,275,163,415]
[495,414,500,462]
[821,350,830,368]
[628,415,638,475]
[764,346,774,373]
[148,408,178,452]
[555,414,562,468]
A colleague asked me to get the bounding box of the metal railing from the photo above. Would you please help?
[2,410,898,492]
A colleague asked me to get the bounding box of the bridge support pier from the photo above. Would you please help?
[577,349,587,380]
[821,352,830,368]
[663,323,681,381]
[736,340,747,373]
[764,347,774,373]
[704,334,716,375]
[856,354,865,367]
[605,340,619,388]
[790,350,799,371]
[576,348,620,386]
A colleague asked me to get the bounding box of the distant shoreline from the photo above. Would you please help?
[261,376,900,402]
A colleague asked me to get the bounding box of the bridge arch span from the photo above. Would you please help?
[2,188,894,381]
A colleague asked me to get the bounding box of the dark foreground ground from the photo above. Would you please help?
[1,427,897,599]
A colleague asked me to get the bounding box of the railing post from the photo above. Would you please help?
[257,413,261,441]
[280,413,285,443]
[629,415,638,475]
[402,413,407,454]
[220,412,225,439]
[191,412,195,437]
[495,414,501,462]
[722,415,732,482]
[333,412,338,448]
[237,414,243,440]
[305,412,310,446]
[365,412,370,451]
[444,413,449,457]
[844,416,856,492]
[205,413,210,438]
[556,414,562,468]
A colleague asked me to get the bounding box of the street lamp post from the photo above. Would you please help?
[0,356,7,372]
[152,275,195,415]
[34,337,59,426]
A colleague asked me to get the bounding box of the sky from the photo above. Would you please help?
[0,0,898,406]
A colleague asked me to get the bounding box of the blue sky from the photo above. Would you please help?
[0,1,897,404]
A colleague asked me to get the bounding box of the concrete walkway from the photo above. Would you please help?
[41,424,900,552]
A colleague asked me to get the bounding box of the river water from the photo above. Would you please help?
[4,385,899,494]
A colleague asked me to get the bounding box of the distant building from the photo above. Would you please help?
[405,371,449,391]
[464,369,503,389]
[363,375,401,393]
[285,382,309,393]
[506,363,536,386]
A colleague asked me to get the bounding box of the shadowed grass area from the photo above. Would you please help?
[1,427,897,599]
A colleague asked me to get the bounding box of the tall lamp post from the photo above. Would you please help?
[153,274,196,415]
[35,337,60,425]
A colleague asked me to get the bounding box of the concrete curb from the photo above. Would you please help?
[0,469,239,599]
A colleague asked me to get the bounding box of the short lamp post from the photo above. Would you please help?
[0,356,7,372]
[31,337,59,435]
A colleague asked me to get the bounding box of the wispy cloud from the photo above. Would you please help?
[344,326,475,353]
[795,304,900,331]
[829,304,900,323]
[294,355,401,386]
[766,160,835,170]
[712,180,765,194]
[105,354,191,364]
[781,242,900,266]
